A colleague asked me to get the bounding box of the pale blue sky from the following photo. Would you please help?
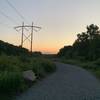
[0,0,100,53]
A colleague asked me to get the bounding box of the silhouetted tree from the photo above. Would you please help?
[0,40,29,56]
[58,46,73,58]
[58,24,100,61]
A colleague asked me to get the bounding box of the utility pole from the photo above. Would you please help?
[14,22,41,52]
[31,22,33,52]
[21,22,24,47]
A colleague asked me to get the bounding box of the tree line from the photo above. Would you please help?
[0,40,30,56]
[0,40,42,56]
[58,24,100,61]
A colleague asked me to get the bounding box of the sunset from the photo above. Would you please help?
[1,0,100,53]
[1,0,100,100]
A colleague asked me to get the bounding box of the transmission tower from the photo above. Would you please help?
[14,22,41,52]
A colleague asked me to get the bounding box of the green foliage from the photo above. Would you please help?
[58,46,73,58]
[80,63,98,70]
[93,58,100,65]
[74,24,100,60]
[0,55,20,71]
[94,70,100,78]
[0,40,29,56]
[31,58,56,78]
[0,71,24,93]
[32,51,42,57]
[29,58,45,78]
[41,59,56,73]
[0,54,56,95]
[0,40,56,100]
[58,24,100,61]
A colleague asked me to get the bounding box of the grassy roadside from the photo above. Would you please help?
[0,54,56,100]
[60,58,100,79]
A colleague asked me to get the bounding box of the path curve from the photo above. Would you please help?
[15,62,100,100]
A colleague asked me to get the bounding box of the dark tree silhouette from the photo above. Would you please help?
[58,24,100,61]
[0,40,29,56]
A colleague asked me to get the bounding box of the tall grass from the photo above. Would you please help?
[0,54,56,100]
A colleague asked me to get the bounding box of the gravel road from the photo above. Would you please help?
[15,62,100,100]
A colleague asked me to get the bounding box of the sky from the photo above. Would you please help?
[0,0,100,54]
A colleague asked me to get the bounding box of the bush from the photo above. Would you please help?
[0,71,24,93]
[94,70,100,78]
[0,54,56,98]
[32,62,46,78]
[18,55,31,63]
[31,58,56,78]
[93,59,100,65]
[0,55,20,71]
[41,60,56,73]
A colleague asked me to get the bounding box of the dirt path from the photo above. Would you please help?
[15,62,100,100]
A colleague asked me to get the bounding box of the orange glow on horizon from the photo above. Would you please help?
[2,35,75,54]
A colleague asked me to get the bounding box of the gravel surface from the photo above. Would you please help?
[15,62,100,100]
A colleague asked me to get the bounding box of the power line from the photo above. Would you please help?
[5,0,29,23]
[3,0,42,52]
[0,10,19,25]
[15,28,31,42]
[0,4,29,33]
[5,0,31,32]
[15,22,41,52]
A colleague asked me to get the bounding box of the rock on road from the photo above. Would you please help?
[15,62,100,100]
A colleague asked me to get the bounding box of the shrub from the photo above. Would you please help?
[18,55,31,63]
[31,58,56,78]
[94,70,100,78]
[0,55,20,71]
[0,55,56,95]
[93,59,100,65]
[41,60,56,73]
[0,71,24,93]
[32,63,46,78]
